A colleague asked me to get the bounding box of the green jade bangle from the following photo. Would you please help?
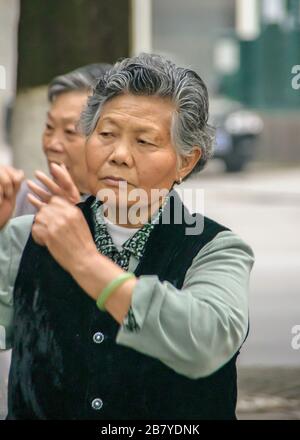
[96,272,135,312]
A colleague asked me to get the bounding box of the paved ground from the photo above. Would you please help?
[236,367,300,419]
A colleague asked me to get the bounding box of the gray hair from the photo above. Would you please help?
[80,53,214,176]
[48,63,112,103]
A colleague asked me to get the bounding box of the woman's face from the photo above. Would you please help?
[85,93,183,214]
[42,91,89,193]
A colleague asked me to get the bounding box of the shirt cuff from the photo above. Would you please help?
[122,305,140,332]
[119,275,158,333]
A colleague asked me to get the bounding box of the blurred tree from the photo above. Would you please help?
[12,0,130,177]
[17,0,130,88]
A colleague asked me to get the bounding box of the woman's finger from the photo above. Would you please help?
[49,163,72,190]
[13,172,25,193]
[5,168,24,192]
[0,169,14,199]
[34,170,61,195]
[0,168,23,211]
[27,179,52,203]
[27,193,46,210]
[50,163,81,203]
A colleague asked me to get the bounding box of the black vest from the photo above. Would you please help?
[8,192,243,420]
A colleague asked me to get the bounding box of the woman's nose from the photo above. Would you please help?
[109,139,133,166]
[44,135,64,153]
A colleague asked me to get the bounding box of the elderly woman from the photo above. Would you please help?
[0,53,255,420]
[14,62,111,216]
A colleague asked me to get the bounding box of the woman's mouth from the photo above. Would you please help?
[101,176,128,187]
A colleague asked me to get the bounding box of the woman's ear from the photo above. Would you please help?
[177,147,202,181]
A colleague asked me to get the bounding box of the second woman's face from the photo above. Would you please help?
[42,91,89,193]
[85,93,180,209]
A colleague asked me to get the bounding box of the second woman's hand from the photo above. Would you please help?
[0,165,24,229]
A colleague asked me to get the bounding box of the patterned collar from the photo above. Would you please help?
[91,196,169,263]
[90,195,170,331]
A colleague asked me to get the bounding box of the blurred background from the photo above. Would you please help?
[0,0,299,419]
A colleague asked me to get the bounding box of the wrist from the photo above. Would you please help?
[69,244,99,274]
[70,249,124,301]
[70,248,137,324]
[96,272,136,311]
[69,248,102,295]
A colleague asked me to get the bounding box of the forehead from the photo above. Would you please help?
[98,93,175,133]
[48,91,88,121]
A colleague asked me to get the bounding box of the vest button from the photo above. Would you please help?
[91,398,103,410]
[93,332,104,344]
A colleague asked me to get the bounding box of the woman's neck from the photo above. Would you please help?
[102,199,163,228]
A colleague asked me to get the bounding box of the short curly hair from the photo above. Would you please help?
[80,53,214,177]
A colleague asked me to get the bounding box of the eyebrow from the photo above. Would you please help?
[98,117,119,127]
[47,112,78,124]
[100,116,161,136]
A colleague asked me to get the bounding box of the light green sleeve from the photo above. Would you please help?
[116,230,255,379]
[0,215,34,350]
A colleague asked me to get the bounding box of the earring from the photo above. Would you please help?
[176,176,182,184]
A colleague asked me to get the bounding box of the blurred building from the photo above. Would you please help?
[151,0,300,165]
[217,0,300,109]
[151,0,300,109]
[152,0,236,94]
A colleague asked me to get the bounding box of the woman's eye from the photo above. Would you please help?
[45,123,53,130]
[65,129,77,135]
[100,132,113,138]
[138,139,153,146]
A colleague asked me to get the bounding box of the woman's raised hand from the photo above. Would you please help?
[31,195,97,272]
[0,165,24,229]
[27,163,81,210]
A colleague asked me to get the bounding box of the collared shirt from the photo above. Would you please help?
[0,209,255,379]
[90,197,168,331]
